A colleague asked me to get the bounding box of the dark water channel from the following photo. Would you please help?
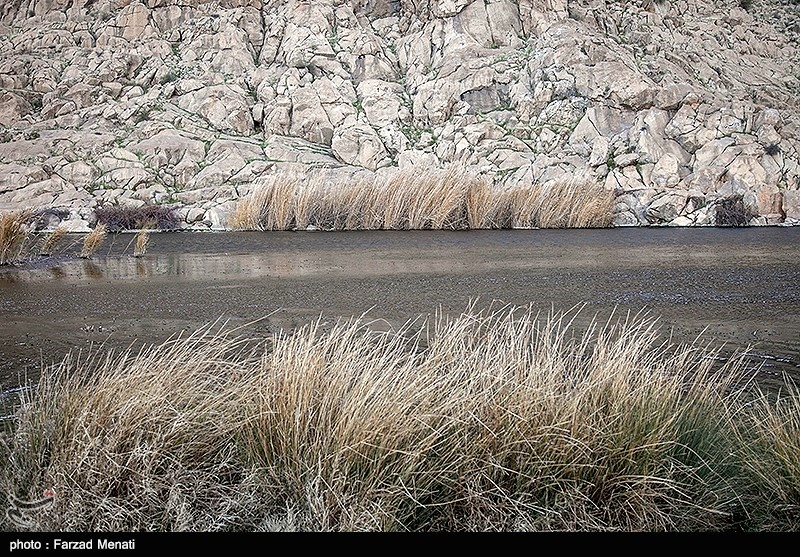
[1,226,799,405]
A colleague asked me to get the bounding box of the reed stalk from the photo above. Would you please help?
[79,223,107,259]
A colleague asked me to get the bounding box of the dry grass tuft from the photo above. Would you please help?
[0,210,33,265]
[535,176,616,228]
[733,377,800,529]
[38,225,69,257]
[504,175,616,229]
[5,305,796,531]
[229,172,298,231]
[1,322,266,531]
[79,223,108,259]
[466,179,512,229]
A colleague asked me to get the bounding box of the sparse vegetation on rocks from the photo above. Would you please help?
[0,0,799,227]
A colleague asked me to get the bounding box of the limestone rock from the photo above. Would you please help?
[783,190,800,222]
[0,90,35,126]
[331,118,391,169]
[0,0,798,228]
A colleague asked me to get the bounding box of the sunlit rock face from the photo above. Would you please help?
[0,0,799,228]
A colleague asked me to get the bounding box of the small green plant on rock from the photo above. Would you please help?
[159,70,179,85]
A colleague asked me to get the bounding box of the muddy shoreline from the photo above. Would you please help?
[1,227,799,396]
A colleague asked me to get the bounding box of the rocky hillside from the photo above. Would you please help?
[1,0,799,231]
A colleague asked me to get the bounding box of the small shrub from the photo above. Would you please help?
[159,70,178,85]
[134,107,152,124]
[79,223,108,259]
[739,0,753,10]
[567,7,585,21]
[765,144,781,156]
[94,205,180,232]
[715,196,755,227]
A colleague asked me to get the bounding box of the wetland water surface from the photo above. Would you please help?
[1,226,799,397]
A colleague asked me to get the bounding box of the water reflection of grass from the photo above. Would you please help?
[1,306,798,532]
[81,260,103,279]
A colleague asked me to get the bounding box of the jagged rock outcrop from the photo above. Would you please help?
[0,0,798,229]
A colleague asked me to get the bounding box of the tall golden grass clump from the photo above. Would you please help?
[231,167,495,232]
[309,174,357,231]
[229,184,268,231]
[370,166,468,230]
[0,209,32,265]
[230,172,297,231]
[78,223,107,259]
[733,378,800,530]
[38,225,69,257]
[466,179,512,229]
[5,305,797,531]
[1,322,263,531]
[502,175,616,229]
[293,174,324,230]
[231,168,615,232]
[534,176,616,228]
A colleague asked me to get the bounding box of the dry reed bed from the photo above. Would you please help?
[2,305,798,532]
[231,169,616,231]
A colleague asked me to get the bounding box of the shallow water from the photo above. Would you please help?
[1,226,799,402]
